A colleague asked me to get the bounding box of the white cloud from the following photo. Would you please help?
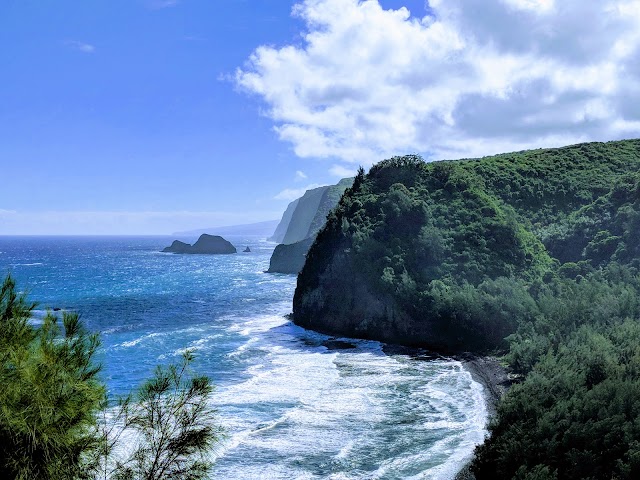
[237,0,640,164]
[65,40,95,53]
[501,0,555,14]
[294,170,308,181]
[329,164,357,177]
[274,184,322,201]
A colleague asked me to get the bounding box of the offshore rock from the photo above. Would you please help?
[162,234,236,254]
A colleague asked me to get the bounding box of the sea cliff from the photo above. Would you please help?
[268,178,353,274]
[292,138,640,478]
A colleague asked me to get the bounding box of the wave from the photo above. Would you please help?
[211,337,488,479]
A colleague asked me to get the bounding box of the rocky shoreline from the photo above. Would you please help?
[453,354,513,480]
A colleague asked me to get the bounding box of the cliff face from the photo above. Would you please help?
[269,199,300,243]
[281,186,329,245]
[305,178,353,239]
[293,139,640,352]
[267,237,315,274]
[292,246,423,345]
[267,178,354,274]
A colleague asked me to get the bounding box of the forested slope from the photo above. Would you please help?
[293,138,640,479]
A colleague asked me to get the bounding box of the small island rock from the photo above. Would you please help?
[243,246,251,252]
[162,234,236,254]
[162,240,192,254]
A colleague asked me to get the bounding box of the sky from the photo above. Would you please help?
[1,0,639,235]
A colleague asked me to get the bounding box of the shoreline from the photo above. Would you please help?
[453,354,512,480]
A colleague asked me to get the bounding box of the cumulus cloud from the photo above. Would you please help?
[237,0,640,163]
[294,170,308,181]
[274,184,322,201]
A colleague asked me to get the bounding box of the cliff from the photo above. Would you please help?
[268,199,300,243]
[293,139,640,352]
[267,237,315,274]
[162,234,236,254]
[291,138,640,479]
[281,186,329,245]
[267,178,354,274]
[305,177,354,239]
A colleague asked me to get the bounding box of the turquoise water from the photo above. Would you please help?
[0,235,487,479]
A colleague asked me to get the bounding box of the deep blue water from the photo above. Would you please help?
[0,235,487,479]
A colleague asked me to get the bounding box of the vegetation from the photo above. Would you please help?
[293,139,640,478]
[0,274,221,480]
[96,352,220,480]
[0,274,104,479]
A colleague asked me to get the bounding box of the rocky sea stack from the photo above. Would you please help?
[162,234,236,254]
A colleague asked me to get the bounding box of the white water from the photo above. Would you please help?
[210,314,488,479]
[1,235,489,479]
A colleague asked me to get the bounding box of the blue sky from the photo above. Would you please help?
[1,0,639,234]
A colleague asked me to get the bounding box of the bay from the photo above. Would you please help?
[0,235,487,479]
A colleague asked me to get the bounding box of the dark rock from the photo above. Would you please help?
[53,307,62,312]
[267,237,315,274]
[161,234,236,254]
[243,246,251,252]
[191,234,236,254]
[162,240,192,253]
[322,339,357,350]
[293,239,425,346]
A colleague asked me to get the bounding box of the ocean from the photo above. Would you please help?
[0,235,487,479]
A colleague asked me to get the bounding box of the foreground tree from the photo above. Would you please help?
[0,274,222,479]
[0,274,104,479]
[98,351,221,480]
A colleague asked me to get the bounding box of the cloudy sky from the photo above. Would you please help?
[2,0,639,234]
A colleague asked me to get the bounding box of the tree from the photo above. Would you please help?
[0,273,223,479]
[0,274,104,479]
[96,351,222,480]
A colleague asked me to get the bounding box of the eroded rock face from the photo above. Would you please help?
[162,234,236,254]
[292,246,432,348]
[267,237,314,274]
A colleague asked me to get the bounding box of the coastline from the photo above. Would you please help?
[453,354,512,480]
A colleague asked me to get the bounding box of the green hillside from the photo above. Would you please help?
[293,139,640,478]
